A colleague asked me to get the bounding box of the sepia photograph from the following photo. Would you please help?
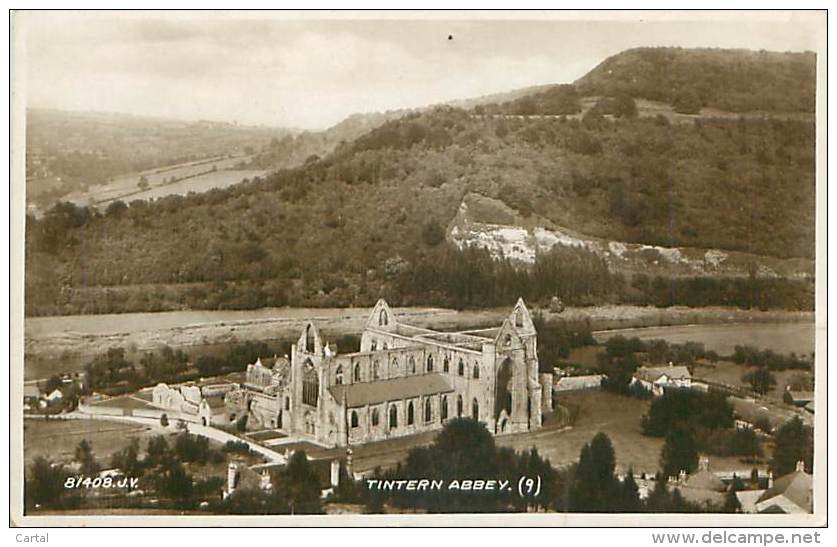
[8,9,827,527]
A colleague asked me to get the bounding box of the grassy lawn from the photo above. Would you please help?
[23,418,158,466]
[497,391,756,476]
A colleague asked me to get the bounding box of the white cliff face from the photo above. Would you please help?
[446,195,812,279]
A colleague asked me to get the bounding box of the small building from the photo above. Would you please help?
[673,457,726,509]
[23,384,40,409]
[199,395,229,426]
[45,388,64,404]
[754,461,812,514]
[632,363,691,396]
[783,388,815,408]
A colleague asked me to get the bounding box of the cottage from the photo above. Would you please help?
[632,363,691,396]
[754,461,812,514]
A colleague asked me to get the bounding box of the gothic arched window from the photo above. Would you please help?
[458,358,464,376]
[371,339,377,352]
[409,356,416,374]
[441,396,448,420]
[350,410,359,428]
[424,398,432,423]
[407,401,415,425]
[302,361,319,407]
[371,408,380,426]
[443,356,450,373]
[391,357,399,375]
[426,355,434,373]
[389,405,398,429]
[353,362,361,382]
[456,395,463,417]
[472,398,480,421]
[373,360,381,380]
[473,364,480,379]
[335,365,343,385]
[379,309,388,326]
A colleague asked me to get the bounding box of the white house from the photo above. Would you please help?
[632,363,692,396]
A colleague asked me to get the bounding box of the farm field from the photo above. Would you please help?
[593,322,815,356]
[62,155,263,208]
[23,418,161,465]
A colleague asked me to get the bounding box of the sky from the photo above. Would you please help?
[18,11,824,130]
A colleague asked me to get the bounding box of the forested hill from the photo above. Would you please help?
[25,47,817,316]
[574,47,816,114]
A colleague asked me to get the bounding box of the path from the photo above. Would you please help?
[39,411,288,464]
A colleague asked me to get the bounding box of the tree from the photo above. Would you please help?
[421,220,445,247]
[673,89,702,114]
[157,460,194,508]
[145,435,171,468]
[137,175,150,190]
[771,417,813,476]
[273,451,322,514]
[618,470,642,512]
[660,428,699,478]
[742,367,776,395]
[74,439,99,476]
[111,437,142,478]
[569,432,621,512]
[25,458,73,509]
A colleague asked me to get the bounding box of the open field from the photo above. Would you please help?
[60,155,266,209]
[499,391,765,475]
[99,169,267,204]
[594,322,815,356]
[23,418,161,466]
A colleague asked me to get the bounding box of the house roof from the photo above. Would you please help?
[635,365,691,383]
[329,373,453,408]
[685,469,726,492]
[756,470,813,512]
[787,391,815,403]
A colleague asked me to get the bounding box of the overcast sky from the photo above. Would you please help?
[18,11,823,130]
